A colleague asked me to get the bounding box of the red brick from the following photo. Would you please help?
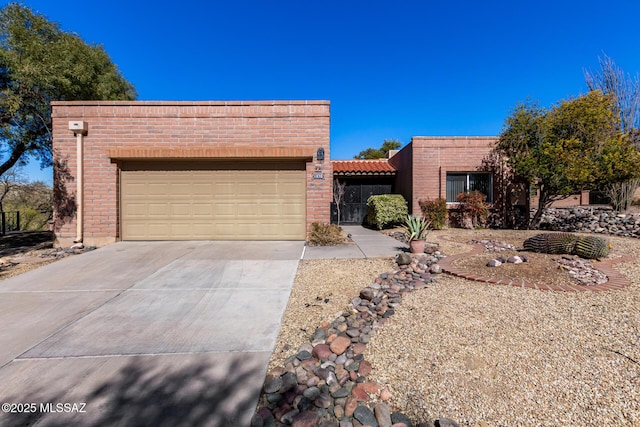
[52,100,331,244]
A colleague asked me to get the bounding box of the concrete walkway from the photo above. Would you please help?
[0,241,303,427]
[303,225,407,259]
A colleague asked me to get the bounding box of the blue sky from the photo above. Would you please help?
[9,0,640,185]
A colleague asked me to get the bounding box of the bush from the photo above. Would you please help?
[366,194,408,230]
[418,198,448,229]
[457,191,489,228]
[307,223,348,246]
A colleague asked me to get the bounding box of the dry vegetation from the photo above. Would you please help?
[0,231,56,280]
[271,228,640,426]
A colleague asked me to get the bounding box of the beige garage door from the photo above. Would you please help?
[120,161,306,240]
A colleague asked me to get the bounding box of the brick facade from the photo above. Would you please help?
[390,136,496,214]
[52,100,331,246]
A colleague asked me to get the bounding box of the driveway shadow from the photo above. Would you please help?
[1,353,263,427]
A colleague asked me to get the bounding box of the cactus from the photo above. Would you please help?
[523,233,611,259]
[523,233,577,255]
[574,236,610,259]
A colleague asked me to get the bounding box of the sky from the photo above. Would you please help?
[7,0,640,185]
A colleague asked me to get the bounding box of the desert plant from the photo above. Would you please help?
[523,233,611,259]
[366,194,408,230]
[457,191,489,228]
[574,236,612,259]
[402,215,431,241]
[307,222,347,246]
[418,198,447,229]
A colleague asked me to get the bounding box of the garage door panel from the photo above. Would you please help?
[215,182,234,195]
[171,203,191,216]
[192,203,214,216]
[126,203,148,216]
[148,203,170,216]
[148,183,170,195]
[260,202,279,215]
[193,183,213,195]
[259,183,278,195]
[121,164,305,240]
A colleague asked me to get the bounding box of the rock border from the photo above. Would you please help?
[253,253,459,427]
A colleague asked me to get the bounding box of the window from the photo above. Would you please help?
[446,172,493,202]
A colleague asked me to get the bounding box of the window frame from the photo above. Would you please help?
[445,172,493,203]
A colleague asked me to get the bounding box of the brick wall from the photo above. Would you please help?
[388,144,413,211]
[407,136,496,214]
[52,100,331,246]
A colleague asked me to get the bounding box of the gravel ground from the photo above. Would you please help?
[269,229,640,426]
[268,257,395,370]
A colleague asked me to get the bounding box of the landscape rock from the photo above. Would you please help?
[360,288,376,301]
[313,344,332,360]
[435,418,460,427]
[329,336,351,355]
[537,206,640,237]
[255,251,452,427]
[353,406,378,427]
[292,411,320,427]
[374,402,392,427]
[395,253,412,265]
[391,412,413,427]
[486,259,502,267]
[264,376,283,394]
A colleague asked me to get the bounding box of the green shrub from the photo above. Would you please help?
[418,198,448,229]
[307,223,347,246]
[366,194,408,230]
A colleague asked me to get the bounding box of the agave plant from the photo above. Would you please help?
[403,215,431,241]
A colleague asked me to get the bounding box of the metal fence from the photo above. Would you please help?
[0,211,20,235]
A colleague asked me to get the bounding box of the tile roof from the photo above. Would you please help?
[332,160,396,175]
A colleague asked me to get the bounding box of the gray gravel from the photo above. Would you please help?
[366,230,640,427]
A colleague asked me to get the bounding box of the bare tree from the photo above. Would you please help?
[0,167,25,212]
[585,54,640,211]
[333,180,346,225]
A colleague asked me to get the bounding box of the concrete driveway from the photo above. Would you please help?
[0,241,304,427]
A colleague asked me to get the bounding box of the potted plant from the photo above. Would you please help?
[403,215,431,253]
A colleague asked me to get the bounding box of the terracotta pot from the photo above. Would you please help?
[409,239,426,254]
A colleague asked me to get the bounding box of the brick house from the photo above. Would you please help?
[52,100,331,246]
[332,136,606,223]
[52,101,617,245]
[389,136,498,214]
[327,137,505,225]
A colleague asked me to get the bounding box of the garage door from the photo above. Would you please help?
[120,161,306,240]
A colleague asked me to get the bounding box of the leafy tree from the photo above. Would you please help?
[354,138,402,159]
[0,3,136,177]
[585,54,640,211]
[6,181,52,230]
[496,91,640,228]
